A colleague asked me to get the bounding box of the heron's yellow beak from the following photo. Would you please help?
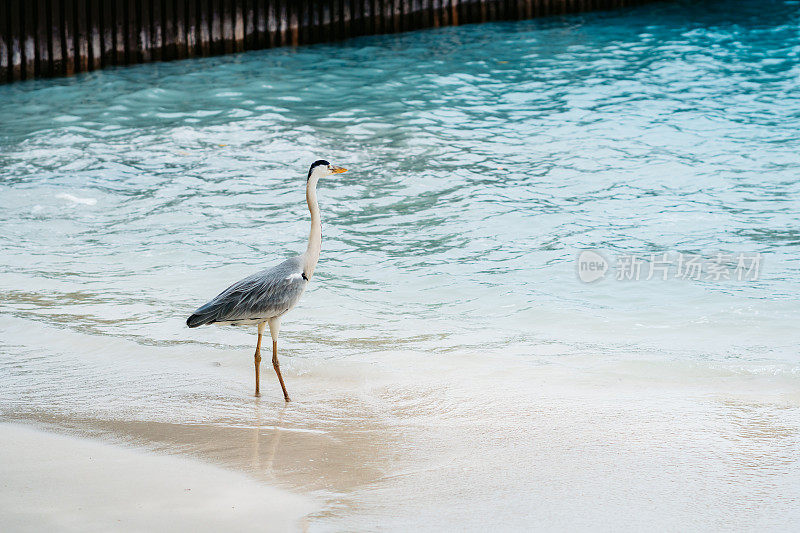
[330,166,348,174]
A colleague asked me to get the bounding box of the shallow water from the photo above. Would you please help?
[2,0,800,530]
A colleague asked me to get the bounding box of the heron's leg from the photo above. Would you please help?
[272,340,290,402]
[254,323,265,397]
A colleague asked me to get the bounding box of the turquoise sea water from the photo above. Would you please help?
[1,1,799,529]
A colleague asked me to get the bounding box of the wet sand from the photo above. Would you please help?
[2,315,799,531]
[0,423,315,532]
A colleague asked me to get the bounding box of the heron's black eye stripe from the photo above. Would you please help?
[302,272,308,281]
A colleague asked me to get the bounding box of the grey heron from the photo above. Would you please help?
[186,160,348,401]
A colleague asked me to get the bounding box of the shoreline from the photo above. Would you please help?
[0,423,315,533]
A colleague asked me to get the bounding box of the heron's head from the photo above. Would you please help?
[307,160,347,181]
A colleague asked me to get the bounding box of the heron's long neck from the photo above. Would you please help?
[304,176,321,277]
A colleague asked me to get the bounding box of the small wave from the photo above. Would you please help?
[56,193,97,206]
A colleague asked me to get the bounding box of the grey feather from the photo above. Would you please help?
[187,255,308,327]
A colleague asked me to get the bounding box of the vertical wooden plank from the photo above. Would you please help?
[355,0,366,37]
[35,0,50,77]
[368,0,377,35]
[308,0,320,43]
[22,0,36,79]
[164,0,177,59]
[75,0,88,72]
[101,0,113,66]
[322,0,331,41]
[140,0,151,62]
[347,0,357,38]
[244,0,256,49]
[234,0,245,51]
[332,0,341,39]
[431,0,440,27]
[440,0,450,26]
[198,0,211,55]
[254,0,265,47]
[63,0,76,74]
[418,0,430,29]
[361,0,372,35]
[176,0,187,58]
[221,0,234,53]
[255,0,267,47]
[486,0,496,20]
[8,0,22,81]
[299,0,311,44]
[288,0,299,45]
[342,0,351,39]
[402,0,412,31]
[278,0,291,46]
[326,0,334,38]
[152,0,163,61]
[372,0,382,34]
[392,0,400,32]
[416,0,425,30]
[186,0,198,56]
[381,0,392,34]
[114,0,125,64]
[126,0,137,63]
[89,0,102,69]
[342,0,349,38]
[211,0,223,54]
[319,0,330,43]
[50,0,64,75]
[267,0,277,46]
[0,1,9,83]
[495,0,506,20]
[382,0,391,33]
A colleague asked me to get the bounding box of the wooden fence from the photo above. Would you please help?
[0,0,648,83]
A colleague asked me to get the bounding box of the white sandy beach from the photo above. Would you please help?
[0,423,314,533]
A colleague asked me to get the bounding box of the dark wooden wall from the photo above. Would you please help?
[0,0,648,83]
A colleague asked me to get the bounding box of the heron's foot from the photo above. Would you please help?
[284,396,291,403]
[255,391,261,398]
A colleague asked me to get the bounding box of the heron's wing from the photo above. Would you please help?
[187,256,307,327]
